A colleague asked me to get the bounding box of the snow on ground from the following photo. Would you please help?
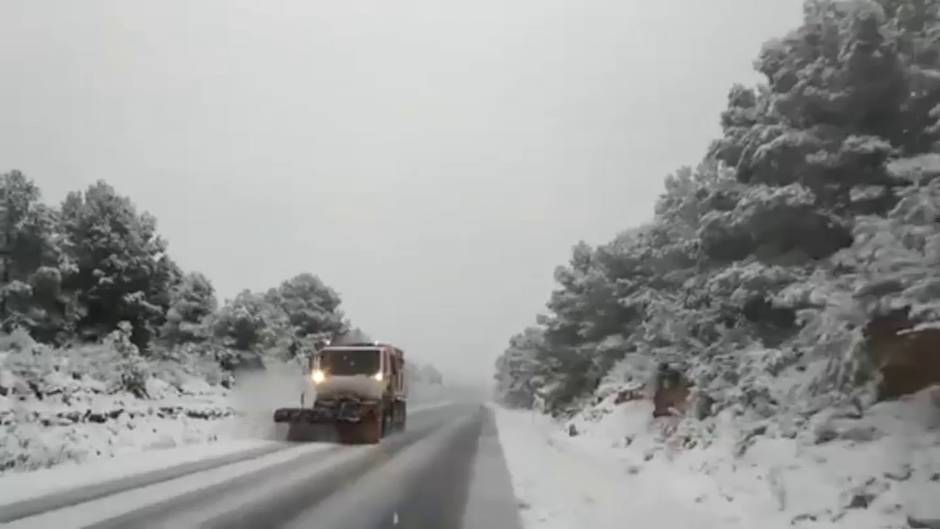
[494,387,940,529]
[1,383,237,473]
[0,333,243,474]
[494,405,746,529]
[0,438,275,506]
[1,443,340,529]
[1,326,454,477]
[0,399,454,514]
[2,379,451,480]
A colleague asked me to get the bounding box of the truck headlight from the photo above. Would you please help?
[372,372,383,382]
[311,370,326,384]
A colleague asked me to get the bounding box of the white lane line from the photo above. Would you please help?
[3,443,334,529]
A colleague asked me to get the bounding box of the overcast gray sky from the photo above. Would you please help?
[1,0,802,384]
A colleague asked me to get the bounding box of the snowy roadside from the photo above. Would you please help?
[2,355,296,475]
[0,438,276,507]
[0,398,455,514]
[494,389,940,529]
[0,380,239,473]
[494,406,746,529]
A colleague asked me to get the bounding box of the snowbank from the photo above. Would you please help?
[496,385,940,529]
[494,406,745,529]
[0,332,235,474]
[0,438,273,506]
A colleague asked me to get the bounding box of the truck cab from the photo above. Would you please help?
[308,344,405,401]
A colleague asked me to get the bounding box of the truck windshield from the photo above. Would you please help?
[318,349,381,375]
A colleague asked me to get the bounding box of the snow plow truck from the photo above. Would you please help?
[273,341,407,444]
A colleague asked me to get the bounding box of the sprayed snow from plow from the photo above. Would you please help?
[217,362,309,441]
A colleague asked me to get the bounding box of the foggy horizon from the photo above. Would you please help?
[1,0,804,385]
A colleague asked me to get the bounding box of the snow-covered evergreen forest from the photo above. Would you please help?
[494,0,940,422]
[493,5,940,523]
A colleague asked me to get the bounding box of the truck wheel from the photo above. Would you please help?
[391,401,404,432]
[337,422,358,444]
[399,402,407,431]
[287,423,318,442]
[286,423,303,442]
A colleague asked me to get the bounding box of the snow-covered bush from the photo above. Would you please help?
[494,328,544,408]
[160,272,217,345]
[59,181,182,348]
[0,330,238,472]
[264,273,346,343]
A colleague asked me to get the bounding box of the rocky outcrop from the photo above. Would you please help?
[865,314,940,400]
[652,364,692,418]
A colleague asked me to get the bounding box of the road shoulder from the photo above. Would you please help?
[462,405,523,529]
[0,439,276,511]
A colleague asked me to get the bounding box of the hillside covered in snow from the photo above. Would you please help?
[494,1,940,526]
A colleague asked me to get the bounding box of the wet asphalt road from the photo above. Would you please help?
[1,402,522,529]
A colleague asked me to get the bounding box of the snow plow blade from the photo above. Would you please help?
[273,406,381,444]
[272,407,361,424]
[273,408,310,423]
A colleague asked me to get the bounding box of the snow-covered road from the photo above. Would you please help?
[0,401,522,529]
